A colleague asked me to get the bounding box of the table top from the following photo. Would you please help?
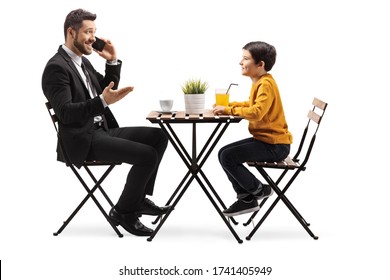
[147,110,244,124]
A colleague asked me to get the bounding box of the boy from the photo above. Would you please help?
[213,41,292,217]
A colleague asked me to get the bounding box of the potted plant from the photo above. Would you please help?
[181,78,209,114]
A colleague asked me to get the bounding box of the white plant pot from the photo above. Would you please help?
[184,94,205,114]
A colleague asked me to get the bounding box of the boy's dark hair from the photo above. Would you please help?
[64,9,96,39]
[243,41,276,71]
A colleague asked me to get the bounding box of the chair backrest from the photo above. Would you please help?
[292,97,328,168]
[45,101,121,166]
[45,101,73,164]
[45,101,59,133]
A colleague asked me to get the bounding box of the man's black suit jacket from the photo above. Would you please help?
[42,46,122,168]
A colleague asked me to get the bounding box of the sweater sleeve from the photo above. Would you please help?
[223,100,249,115]
[223,81,273,121]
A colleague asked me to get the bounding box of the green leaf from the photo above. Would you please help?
[181,78,209,94]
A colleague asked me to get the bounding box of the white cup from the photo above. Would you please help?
[160,99,173,112]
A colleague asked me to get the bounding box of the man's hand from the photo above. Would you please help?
[93,37,117,61]
[102,82,134,105]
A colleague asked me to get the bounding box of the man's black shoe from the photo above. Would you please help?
[109,208,153,236]
[136,198,171,216]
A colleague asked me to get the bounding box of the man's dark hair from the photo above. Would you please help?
[243,41,277,71]
[64,9,96,39]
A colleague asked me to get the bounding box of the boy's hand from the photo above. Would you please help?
[212,105,225,115]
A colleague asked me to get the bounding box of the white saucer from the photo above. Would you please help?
[157,110,176,114]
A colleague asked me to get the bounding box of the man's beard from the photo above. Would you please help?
[74,38,92,55]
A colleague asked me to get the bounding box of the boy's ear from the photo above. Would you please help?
[257,61,265,68]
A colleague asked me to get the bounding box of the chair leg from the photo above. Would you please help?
[246,167,318,240]
[53,190,89,236]
[84,166,115,207]
[53,164,123,238]
[243,168,289,226]
[246,188,317,240]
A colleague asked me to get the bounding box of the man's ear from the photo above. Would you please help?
[67,27,76,39]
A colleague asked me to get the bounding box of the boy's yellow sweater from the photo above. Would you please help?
[223,74,293,144]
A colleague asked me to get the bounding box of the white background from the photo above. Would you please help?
[1,0,389,279]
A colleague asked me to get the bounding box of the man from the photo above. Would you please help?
[42,9,170,236]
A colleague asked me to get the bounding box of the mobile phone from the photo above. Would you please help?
[92,36,106,51]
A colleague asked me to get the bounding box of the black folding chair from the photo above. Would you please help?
[45,102,123,237]
[244,97,328,240]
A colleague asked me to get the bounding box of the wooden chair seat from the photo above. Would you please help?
[247,156,303,170]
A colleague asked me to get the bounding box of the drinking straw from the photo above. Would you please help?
[226,83,238,94]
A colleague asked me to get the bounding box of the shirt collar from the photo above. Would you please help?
[62,44,82,66]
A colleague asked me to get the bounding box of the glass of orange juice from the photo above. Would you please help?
[215,89,229,106]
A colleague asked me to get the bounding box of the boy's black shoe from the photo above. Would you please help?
[223,199,259,217]
[254,184,274,200]
[236,184,274,201]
